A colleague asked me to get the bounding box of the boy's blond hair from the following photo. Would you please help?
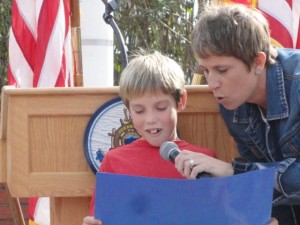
[119,50,186,108]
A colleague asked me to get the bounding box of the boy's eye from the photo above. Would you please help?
[134,110,144,114]
[157,107,167,111]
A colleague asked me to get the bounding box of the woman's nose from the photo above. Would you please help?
[207,73,220,90]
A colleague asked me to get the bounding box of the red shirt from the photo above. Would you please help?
[89,139,215,215]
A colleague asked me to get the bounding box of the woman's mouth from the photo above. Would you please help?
[216,96,226,104]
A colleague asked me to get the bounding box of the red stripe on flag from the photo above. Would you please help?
[231,0,251,5]
[55,51,67,87]
[33,0,60,87]
[28,198,38,220]
[10,0,36,72]
[226,0,251,5]
[297,18,300,49]
[63,0,70,37]
[286,0,293,9]
[55,0,70,87]
[7,64,17,87]
[263,13,294,48]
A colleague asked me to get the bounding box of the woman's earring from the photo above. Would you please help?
[255,68,262,75]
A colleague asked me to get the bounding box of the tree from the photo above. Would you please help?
[0,0,11,90]
[112,0,202,85]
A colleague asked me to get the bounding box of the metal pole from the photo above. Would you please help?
[70,0,84,87]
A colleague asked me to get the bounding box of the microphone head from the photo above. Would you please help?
[159,141,179,161]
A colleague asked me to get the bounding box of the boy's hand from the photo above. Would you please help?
[82,216,102,225]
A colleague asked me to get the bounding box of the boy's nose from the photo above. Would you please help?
[145,113,157,123]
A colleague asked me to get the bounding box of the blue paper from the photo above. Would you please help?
[95,168,275,225]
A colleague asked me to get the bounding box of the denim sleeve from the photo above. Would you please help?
[272,157,300,205]
[232,157,300,205]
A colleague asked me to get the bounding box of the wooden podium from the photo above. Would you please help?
[0,85,237,224]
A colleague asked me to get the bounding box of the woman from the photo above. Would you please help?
[176,3,300,225]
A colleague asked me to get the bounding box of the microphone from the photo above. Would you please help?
[101,0,108,5]
[160,141,211,178]
[101,0,119,12]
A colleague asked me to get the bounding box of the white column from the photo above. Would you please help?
[80,0,114,87]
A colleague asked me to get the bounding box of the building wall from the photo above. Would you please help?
[0,183,28,225]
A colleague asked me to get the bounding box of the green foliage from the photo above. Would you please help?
[0,0,11,89]
[113,0,202,85]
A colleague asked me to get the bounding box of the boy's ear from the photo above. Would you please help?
[178,90,187,112]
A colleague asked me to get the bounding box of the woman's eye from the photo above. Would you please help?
[203,70,209,78]
[218,69,227,74]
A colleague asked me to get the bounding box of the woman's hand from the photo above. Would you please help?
[269,217,279,225]
[174,150,234,178]
[82,216,102,225]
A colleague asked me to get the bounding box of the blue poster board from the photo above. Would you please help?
[95,168,274,225]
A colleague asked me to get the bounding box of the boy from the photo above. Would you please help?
[82,50,215,225]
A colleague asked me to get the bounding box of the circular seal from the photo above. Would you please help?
[84,96,141,174]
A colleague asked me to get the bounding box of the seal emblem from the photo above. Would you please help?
[84,96,141,173]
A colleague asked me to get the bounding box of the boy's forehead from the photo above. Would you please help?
[128,91,173,102]
[128,89,168,99]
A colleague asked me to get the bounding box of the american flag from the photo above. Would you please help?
[222,0,300,49]
[8,0,73,224]
[8,0,73,88]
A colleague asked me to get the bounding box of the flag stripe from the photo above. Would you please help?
[33,0,60,87]
[224,0,300,49]
[8,28,34,87]
[297,19,300,48]
[263,13,293,48]
[293,0,300,48]
[15,0,37,39]
[259,0,293,38]
[64,29,73,87]
[11,0,36,71]
[287,0,293,9]
[7,65,16,87]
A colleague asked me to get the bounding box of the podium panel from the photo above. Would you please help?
[2,87,119,197]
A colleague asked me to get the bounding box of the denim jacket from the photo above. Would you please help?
[220,48,300,224]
